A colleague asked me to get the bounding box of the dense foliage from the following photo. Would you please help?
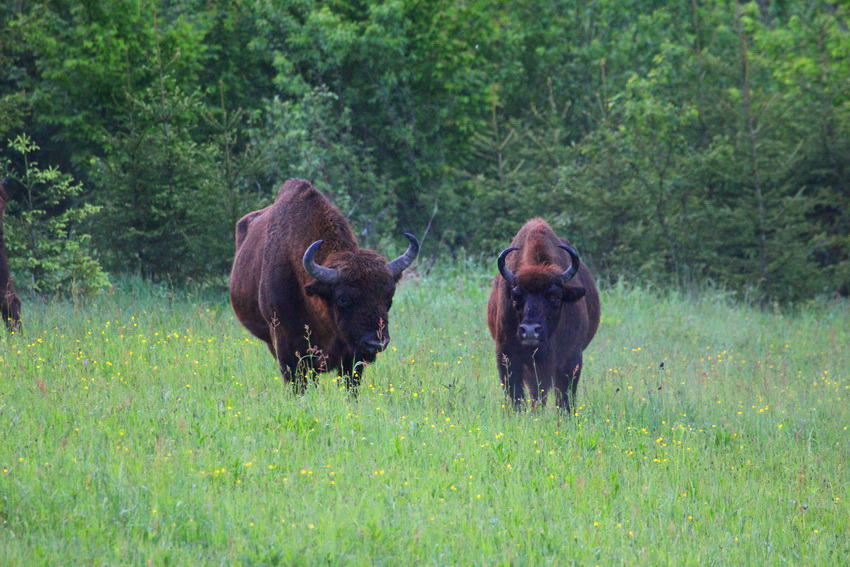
[3,134,109,295]
[1,0,848,300]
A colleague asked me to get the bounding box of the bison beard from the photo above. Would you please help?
[0,178,21,332]
[487,218,600,411]
[229,179,418,393]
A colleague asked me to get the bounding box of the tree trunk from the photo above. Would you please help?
[736,4,770,289]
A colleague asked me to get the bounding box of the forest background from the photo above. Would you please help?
[1,0,848,302]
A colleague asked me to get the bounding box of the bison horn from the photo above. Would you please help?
[497,247,520,287]
[387,232,420,278]
[303,240,341,284]
[557,244,581,283]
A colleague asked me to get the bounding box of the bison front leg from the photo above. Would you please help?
[555,357,583,413]
[339,357,363,396]
[523,365,552,410]
[268,321,307,394]
[498,351,524,409]
[277,351,305,394]
[1,291,21,332]
[524,352,557,409]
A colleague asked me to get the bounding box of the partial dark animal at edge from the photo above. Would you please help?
[0,177,21,332]
[229,179,419,392]
[487,218,600,411]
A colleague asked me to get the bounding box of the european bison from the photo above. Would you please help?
[229,179,419,391]
[0,177,21,332]
[487,218,600,411]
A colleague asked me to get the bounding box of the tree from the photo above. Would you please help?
[3,134,109,295]
[91,77,226,280]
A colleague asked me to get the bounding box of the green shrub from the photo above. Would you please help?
[4,134,109,296]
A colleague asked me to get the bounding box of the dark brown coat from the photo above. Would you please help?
[229,179,418,391]
[0,178,21,332]
[487,218,600,410]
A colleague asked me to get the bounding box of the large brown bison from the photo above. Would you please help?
[230,179,419,391]
[0,177,21,332]
[487,218,600,411]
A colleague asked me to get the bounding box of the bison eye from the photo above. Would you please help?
[510,288,524,305]
[336,296,351,308]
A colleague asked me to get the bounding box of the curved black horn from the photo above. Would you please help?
[387,232,420,278]
[497,247,520,287]
[557,244,581,283]
[303,240,341,284]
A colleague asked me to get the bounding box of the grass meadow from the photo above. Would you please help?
[1,270,848,565]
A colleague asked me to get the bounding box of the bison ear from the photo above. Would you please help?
[561,286,586,303]
[304,281,333,299]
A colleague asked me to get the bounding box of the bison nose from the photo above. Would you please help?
[361,335,390,354]
[518,323,542,341]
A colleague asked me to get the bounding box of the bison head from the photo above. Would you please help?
[497,245,586,350]
[302,233,419,362]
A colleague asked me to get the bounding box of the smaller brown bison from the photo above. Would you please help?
[0,177,21,332]
[487,219,600,411]
[230,179,419,392]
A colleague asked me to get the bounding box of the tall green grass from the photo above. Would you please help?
[1,273,848,565]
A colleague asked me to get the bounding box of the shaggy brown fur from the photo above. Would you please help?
[229,179,416,391]
[0,178,21,332]
[487,218,600,410]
